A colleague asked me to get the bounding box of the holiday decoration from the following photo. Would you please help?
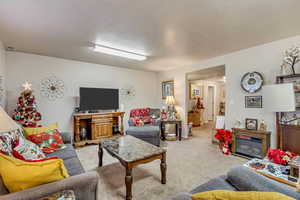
[40,76,64,101]
[196,97,204,109]
[12,83,41,127]
[281,45,300,75]
[214,129,233,155]
[267,148,297,166]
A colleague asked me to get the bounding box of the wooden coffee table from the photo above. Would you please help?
[98,135,167,200]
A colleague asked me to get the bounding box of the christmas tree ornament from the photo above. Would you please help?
[12,85,41,127]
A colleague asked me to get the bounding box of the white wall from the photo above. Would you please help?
[0,41,5,108]
[158,35,300,147]
[6,52,159,132]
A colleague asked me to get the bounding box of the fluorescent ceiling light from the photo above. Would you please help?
[93,44,147,61]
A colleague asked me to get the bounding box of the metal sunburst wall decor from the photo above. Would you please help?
[40,76,65,100]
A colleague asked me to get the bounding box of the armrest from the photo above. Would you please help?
[128,119,135,126]
[227,166,300,199]
[60,132,72,144]
[0,171,99,200]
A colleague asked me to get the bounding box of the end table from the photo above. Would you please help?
[160,120,182,141]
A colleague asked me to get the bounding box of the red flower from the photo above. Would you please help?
[267,148,297,165]
[214,129,233,144]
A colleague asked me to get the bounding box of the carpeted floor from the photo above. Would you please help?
[76,123,246,200]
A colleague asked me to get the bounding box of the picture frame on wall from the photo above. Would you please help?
[245,118,258,130]
[162,80,174,99]
[189,83,204,100]
[245,96,262,108]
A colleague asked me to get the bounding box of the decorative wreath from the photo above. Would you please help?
[40,76,65,101]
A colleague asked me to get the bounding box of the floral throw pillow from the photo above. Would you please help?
[0,129,25,156]
[27,129,66,154]
[0,137,13,156]
[12,136,46,161]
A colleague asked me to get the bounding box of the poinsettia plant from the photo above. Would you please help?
[267,148,297,166]
[214,129,233,155]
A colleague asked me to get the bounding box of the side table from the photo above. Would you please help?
[160,120,182,141]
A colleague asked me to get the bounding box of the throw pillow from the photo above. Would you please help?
[191,190,295,200]
[0,129,25,156]
[23,123,58,136]
[0,153,69,193]
[12,136,46,161]
[0,137,12,156]
[27,129,66,154]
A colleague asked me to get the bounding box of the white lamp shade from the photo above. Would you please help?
[262,83,296,112]
[166,96,175,105]
[0,106,21,132]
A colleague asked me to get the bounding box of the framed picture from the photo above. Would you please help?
[189,83,204,99]
[245,96,262,108]
[245,118,258,130]
[162,80,174,99]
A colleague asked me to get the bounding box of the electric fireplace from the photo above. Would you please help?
[232,128,271,159]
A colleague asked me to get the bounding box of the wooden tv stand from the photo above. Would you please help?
[73,112,125,147]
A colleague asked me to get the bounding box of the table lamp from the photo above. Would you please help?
[263,83,296,123]
[165,96,176,120]
[0,106,21,132]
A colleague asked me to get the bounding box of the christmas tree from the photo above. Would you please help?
[12,82,41,127]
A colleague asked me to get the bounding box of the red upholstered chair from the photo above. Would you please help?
[126,108,161,146]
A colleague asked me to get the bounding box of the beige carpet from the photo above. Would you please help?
[76,124,246,200]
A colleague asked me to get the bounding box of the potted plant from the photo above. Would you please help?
[214,129,233,155]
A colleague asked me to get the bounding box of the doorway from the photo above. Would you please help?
[186,65,226,141]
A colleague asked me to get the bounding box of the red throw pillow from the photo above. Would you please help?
[27,129,66,154]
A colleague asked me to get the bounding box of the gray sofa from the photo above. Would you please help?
[126,108,161,146]
[172,166,300,200]
[0,132,99,200]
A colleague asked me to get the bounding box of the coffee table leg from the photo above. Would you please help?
[98,143,103,167]
[160,153,167,184]
[125,167,133,200]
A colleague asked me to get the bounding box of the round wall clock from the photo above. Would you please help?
[241,72,264,93]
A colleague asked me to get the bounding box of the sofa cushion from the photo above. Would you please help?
[190,176,237,194]
[227,166,300,199]
[46,144,84,176]
[46,144,76,160]
[63,157,85,176]
[191,190,295,200]
[126,126,160,137]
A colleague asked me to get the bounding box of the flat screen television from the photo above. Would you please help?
[79,87,119,111]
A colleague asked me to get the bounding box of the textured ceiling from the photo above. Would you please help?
[1,0,300,71]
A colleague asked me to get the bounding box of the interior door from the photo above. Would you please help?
[207,86,214,121]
